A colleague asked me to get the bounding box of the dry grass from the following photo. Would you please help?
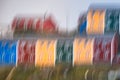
[0,66,13,80]
[0,64,120,80]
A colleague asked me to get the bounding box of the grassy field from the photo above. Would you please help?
[0,64,120,80]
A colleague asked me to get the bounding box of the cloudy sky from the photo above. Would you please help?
[0,0,120,31]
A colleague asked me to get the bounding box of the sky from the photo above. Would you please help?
[0,0,120,31]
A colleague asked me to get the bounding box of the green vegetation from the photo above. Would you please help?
[0,64,120,80]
